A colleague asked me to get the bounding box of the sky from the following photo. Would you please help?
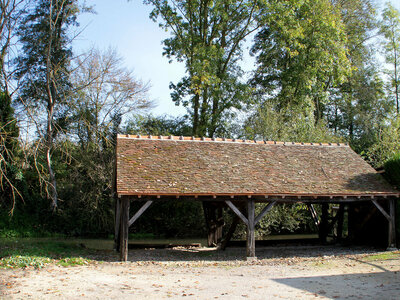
[74,0,400,118]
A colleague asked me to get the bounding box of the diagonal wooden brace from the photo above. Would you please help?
[129,200,153,227]
[372,200,390,221]
[225,200,248,226]
[372,199,397,249]
[255,201,276,225]
[225,200,277,226]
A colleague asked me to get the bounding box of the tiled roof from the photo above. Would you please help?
[116,135,399,198]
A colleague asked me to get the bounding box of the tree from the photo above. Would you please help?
[15,0,82,210]
[124,114,192,136]
[1,0,25,89]
[380,2,400,114]
[327,0,392,154]
[145,0,263,137]
[69,47,152,149]
[45,47,153,233]
[250,0,351,126]
[0,0,25,212]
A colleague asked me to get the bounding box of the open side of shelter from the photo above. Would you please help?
[114,134,399,261]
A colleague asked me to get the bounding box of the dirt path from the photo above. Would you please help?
[1,246,400,299]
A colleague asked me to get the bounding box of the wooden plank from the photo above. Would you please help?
[128,201,153,227]
[247,199,256,257]
[372,200,390,221]
[225,200,249,226]
[120,198,130,262]
[255,201,276,225]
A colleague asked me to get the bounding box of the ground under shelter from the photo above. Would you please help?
[114,135,399,261]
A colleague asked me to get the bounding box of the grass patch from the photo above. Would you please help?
[364,251,400,261]
[0,239,99,269]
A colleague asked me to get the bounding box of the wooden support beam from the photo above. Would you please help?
[336,204,345,241]
[114,198,121,251]
[221,215,240,251]
[120,198,130,262]
[247,200,256,258]
[388,199,397,249]
[225,200,248,226]
[371,200,390,221]
[372,199,397,250]
[319,204,329,243]
[255,201,276,225]
[307,204,320,228]
[128,201,153,227]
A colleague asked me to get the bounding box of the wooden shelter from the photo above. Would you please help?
[115,134,399,261]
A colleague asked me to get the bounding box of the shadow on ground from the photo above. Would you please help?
[125,244,384,263]
[272,270,400,299]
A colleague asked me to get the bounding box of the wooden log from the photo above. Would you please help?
[120,198,130,262]
[246,200,256,257]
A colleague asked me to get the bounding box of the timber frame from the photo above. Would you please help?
[114,194,398,261]
[115,135,400,261]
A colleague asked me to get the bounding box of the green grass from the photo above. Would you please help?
[0,239,99,269]
[364,251,400,261]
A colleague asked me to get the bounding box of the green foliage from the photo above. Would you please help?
[131,201,206,238]
[233,204,315,239]
[368,116,400,166]
[383,154,400,248]
[243,100,342,143]
[384,152,400,187]
[0,91,22,211]
[125,114,192,136]
[251,0,351,122]
[379,2,400,114]
[145,0,261,136]
[0,239,95,269]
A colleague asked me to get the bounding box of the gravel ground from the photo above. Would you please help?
[1,245,400,299]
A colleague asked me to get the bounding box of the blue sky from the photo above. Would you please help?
[74,0,400,117]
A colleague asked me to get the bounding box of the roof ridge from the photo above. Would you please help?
[117,134,348,147]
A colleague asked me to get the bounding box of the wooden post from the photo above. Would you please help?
[319,204,329,244]
[388,198,397,249]
[246,199,256,258]
[203,202,224,247]
[216,206,224,245]
[120,198,130,262]
[221,215,239,251]
[114,198,121,251]
[336,204,345,242]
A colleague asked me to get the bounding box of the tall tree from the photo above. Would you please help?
[250,0,351,126]
[69,48,152,149]
[0,0,25,212]
[145,0,263,137]
[380,2,400,115]
[327,0,392,154]
[15,0,81,210]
